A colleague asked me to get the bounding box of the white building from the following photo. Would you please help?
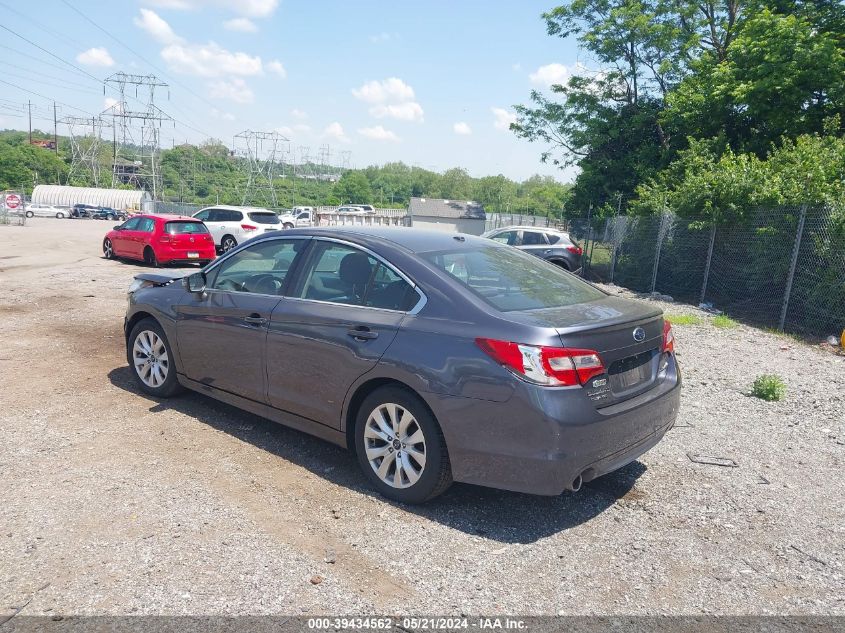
[31,185,152,211]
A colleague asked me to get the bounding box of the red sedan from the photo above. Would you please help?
[102,214,216,267]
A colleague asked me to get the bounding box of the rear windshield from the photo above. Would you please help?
[248,212,280,224]
[166,221,209,235]
[422,245,605,312]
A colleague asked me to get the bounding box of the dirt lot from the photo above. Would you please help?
[1,218,843,617]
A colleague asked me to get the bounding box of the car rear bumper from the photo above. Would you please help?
[156,245,216,264]
[431,356,681,496]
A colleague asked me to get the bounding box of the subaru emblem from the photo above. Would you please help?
[633,327,646,342]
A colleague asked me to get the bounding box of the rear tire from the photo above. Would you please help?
[354,386,452,504]
[144,247,159,267]
[127,318,183,398]
[221,235,238,252]
[103,238,114,260]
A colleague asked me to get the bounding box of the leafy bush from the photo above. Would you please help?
[751,374,787,401]
[665,314,702,325]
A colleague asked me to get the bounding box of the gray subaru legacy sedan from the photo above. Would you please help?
[124,226,680,503]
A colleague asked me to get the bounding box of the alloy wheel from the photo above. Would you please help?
[364,402,427,489]
[103,239,113,259]
[132,330,169,388]
[222,237,237,252]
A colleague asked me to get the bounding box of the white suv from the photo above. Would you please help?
[193,205,281,252]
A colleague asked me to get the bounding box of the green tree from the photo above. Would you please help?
[332,171,372,203]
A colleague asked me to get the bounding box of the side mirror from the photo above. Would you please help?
[185,271,206,293]
[113,225,122,230]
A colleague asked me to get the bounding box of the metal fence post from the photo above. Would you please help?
[778,204,808,331]
[650,213,668,294]
[699,224,717,305]
[609,217,618,284]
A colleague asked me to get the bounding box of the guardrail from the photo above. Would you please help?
[317,213,409,227]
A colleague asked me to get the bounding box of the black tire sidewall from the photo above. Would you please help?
[354,386,448,504]
[126,318,180,397]
[103,239,113,259]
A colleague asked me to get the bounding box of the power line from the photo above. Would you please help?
[0,24,105,85]
[0,79,94,117]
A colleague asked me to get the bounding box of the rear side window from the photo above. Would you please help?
[137,218,155,233]
[547,233,561,245]
[522,231,547,245]
[248,212,280,224]
[166,221,209,234]
[422,246,605,312]
[226,210,243,222]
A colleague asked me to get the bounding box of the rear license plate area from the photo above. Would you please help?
[609,349,656,392]
[187,252,199,258]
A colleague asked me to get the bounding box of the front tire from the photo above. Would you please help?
[25,210,34,218]
[354,386,452,503]
[56,212,65,219]
[127,318,183,397]
[103,238,114,259]
[221,235,238,252]
[283,222,294,230]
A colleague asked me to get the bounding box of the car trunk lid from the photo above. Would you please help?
[510,296,665,407]
[164,221,214,253]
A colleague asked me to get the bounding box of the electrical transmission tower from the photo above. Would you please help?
[104,72,172,199]
[63,115,111,187]
[233,130,289,208]
[317,144,330,182]
[340,150,352,172]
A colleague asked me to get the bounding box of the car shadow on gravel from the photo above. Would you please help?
[108,367,646,544]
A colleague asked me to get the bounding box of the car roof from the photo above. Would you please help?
[488,225,567,233]
[198,204,272,212]
[272,226,495,253]
[136,213,199,221]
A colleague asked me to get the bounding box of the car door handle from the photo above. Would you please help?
[347,327,379,341]
[243,314,267,326]
[544,249,552,253]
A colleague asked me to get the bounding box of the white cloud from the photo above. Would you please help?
[352,77,415,104]
[290,108,307,119]
[352,77,422,122]
[211,108,235,121]
[266,60,286,78]
[223,17,258,32]
[162,41,263,77]
[369,101,423,122]
[208,78,254,104]
[134,9,182,45]
[76,47,115,67]
[323,122,350,143]
[529,63,571,87]
[512,63,522,72]
[369,32,392,43]
[146,0,279,18]
[492,107,516,131]
[358,126,400,142]
[453,122,472,135]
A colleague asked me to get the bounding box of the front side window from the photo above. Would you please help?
[194,209,210,221]
[423,246,605,312]
[298,242,416,310]
[137,218,156,233]
[121,217,141,231]
[490,230,518,246]
[207,239,306,295]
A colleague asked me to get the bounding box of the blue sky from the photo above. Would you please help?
[0,0,582,181]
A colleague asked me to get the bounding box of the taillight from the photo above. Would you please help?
[475,338,604,387]
[241,224,258,231]
[566,245,583,256]
[662,320,674,353]
[158,235,171,243]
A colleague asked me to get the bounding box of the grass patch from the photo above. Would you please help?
[751,374,787,401]
[713,314,739,329]
[665,313,702,326]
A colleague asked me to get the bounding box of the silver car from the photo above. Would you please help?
[24,204,70,219]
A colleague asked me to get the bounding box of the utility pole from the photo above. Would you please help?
[27,100,32,145]
[53,102,58,155]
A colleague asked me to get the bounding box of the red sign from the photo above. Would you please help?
[5,193,21,209]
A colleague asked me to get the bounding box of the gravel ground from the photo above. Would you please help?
[0,218,843,617]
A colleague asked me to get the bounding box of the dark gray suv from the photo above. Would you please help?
[124,227,680,503]
[482,226,583,272]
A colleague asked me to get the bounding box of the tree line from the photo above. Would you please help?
[0,130,572,216]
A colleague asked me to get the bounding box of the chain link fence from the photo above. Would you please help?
[0,191,26,226]
[571,206,845,339]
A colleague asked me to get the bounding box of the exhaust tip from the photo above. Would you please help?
[571,474,583,492]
